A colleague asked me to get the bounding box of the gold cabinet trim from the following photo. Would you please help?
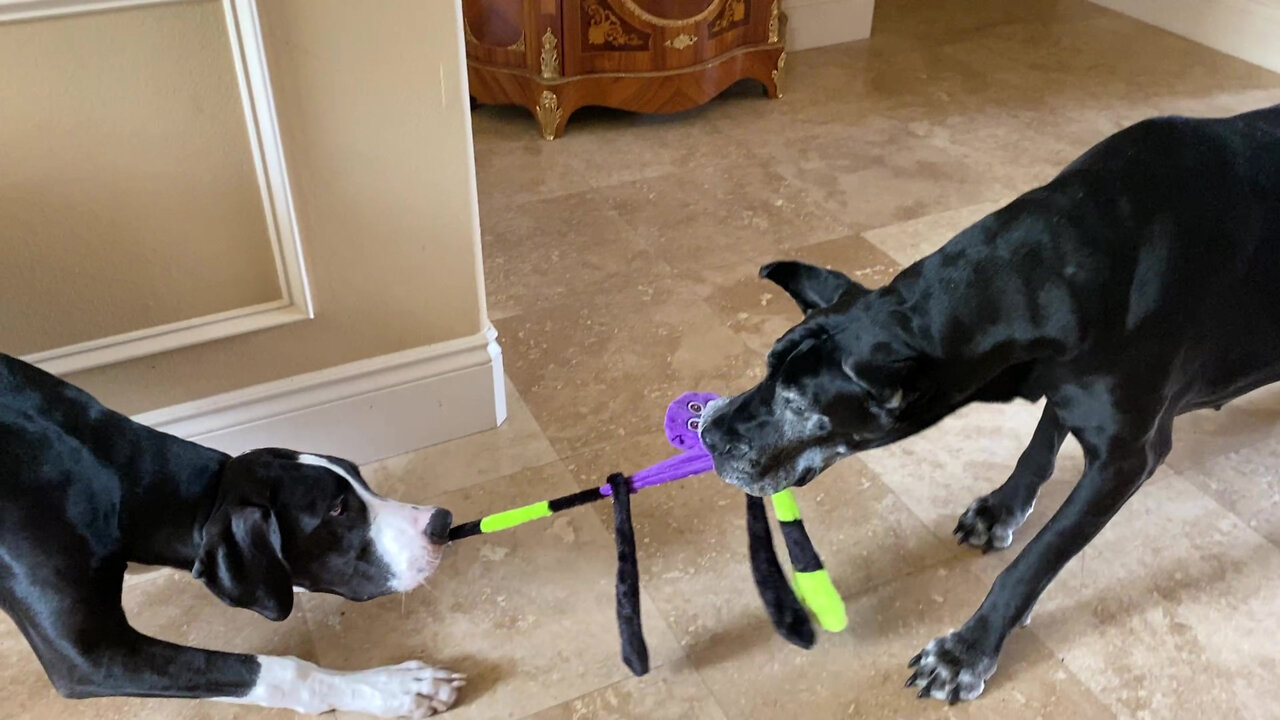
[665,32,698,49]
[540,28,561,77]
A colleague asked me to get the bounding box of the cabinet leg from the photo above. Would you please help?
[533,89,571,140]
[768,51,788,100]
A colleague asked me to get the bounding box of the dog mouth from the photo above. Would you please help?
[404,545,445,590]
[717,463,820,497]
[714,437,855,496]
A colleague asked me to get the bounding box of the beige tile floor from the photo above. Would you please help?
[7,0,1280,718]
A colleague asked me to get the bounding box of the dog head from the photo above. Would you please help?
[700,261,944,496]
[193,448,450,620]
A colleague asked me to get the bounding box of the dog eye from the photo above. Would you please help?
[329,497,346,518]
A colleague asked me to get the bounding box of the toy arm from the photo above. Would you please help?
[609,473,648,676]
[745,495,815,649]
[770,490,848,633]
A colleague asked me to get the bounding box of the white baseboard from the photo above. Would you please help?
[1089,0,1280,74]
[134,325,507,466]
[784,0,874,51]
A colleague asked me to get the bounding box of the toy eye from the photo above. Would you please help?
[329,497,346,518]
[688,402,703,414]
[687,418,700,431]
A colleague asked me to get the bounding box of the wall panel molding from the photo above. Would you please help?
[5,0,313,375]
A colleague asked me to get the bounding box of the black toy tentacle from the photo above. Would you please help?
[610,473,649,676]
[745,495,816,649]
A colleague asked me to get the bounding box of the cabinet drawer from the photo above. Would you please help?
[562,0,775,75]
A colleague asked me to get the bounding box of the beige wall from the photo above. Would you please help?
[0,0,487,415]
[1090,0,1280,74]
[0,2,281,354]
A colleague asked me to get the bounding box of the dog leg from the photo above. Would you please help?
[224,656,465,718]
[910,406,1170,704]
[9,578,462,718]
[47,624,463,717]
[955,405,1066,552]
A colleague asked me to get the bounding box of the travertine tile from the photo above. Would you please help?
[705,39,996,129]
[1166,384,1280,474]
[690,563,1116,719]
[523,659,727,720]
[479,190,666,321]
[861,199,1012,266]
[361,378,558,500]
[687,233,902,355]
[736,109,1021,231]
[1016,478,1280,720]
[1167,385,1280,554]
[496,279,762,458]
[601,161,856,273]
[471,105,748,207]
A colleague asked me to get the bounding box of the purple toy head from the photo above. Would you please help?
[664,392,720,452]
[604,391,720,495]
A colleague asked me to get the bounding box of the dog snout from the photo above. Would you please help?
[425,507,452,545]
[700,417,749,461]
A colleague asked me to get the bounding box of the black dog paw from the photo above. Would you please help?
[905,632,997,704]
[953,494,1031,552]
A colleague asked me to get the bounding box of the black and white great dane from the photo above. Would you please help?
[700,104,1280,703]
[0,354,461,717]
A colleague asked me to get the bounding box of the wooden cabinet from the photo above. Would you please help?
[464,0,787,139]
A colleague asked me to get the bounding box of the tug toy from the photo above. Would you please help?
[447,392,847,676]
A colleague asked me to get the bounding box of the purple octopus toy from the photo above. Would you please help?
[446,392,846,676]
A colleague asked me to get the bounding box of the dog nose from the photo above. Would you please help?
[425,508,452,544]
[700,420,748,460]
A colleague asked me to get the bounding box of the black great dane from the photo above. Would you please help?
[0,354,461,717]
[699,104,1280,703]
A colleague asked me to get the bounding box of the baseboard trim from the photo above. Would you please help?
[1089,0,1280,74]
[134,325,507,465]
[784,0,874,51]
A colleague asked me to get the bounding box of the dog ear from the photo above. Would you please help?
[193,456,294,621]
[194,505,294,621]
[760,261,868,314]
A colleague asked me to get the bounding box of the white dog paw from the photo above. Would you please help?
[342,661,466,718]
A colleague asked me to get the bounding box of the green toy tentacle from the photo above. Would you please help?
[770,489,848,633]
